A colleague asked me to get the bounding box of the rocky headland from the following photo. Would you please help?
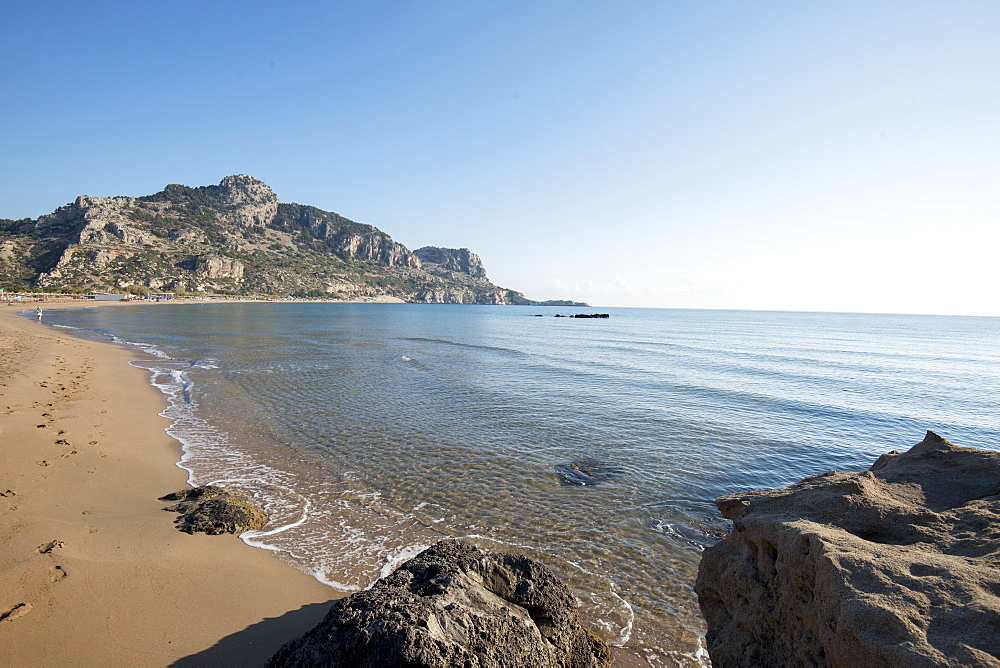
[696,431,1000,667]
[0,175,584,305]
[268,539,611,667]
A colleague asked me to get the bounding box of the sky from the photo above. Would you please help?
[2,1,998,315]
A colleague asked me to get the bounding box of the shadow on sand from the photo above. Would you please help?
[171,601,331,667]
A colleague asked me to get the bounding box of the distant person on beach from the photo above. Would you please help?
[36,307,42,319]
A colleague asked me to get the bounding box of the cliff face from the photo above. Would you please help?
[413,246,487,279]
[0,176,548,303]
[696,432,1000,667]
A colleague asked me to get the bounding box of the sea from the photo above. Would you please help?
[41,303,1000,665]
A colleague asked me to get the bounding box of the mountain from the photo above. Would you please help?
[0,175,585,305]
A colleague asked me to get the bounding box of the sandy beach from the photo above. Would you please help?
[0,301,337,666]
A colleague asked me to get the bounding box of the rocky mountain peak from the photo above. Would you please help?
[213,175,278,227]
[0,175,568,305]
[218,175,277,205]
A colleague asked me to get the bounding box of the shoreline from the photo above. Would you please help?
[0,301,337,665]
[9,300,694,666]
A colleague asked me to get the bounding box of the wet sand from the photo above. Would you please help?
[0,301,337,666]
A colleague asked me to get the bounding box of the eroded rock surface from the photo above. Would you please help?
[267,539,610,667]
[160,485,267,535]
[696,431,1000,667]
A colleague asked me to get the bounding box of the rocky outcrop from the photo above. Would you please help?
[413,246,487,279]
[195,254,245,279]
[416,286,533,305]
[34,195,153,246]
[215,174,279,227]
[696,431,1000,667]
[267,540,610,667]
[160,485,267,535]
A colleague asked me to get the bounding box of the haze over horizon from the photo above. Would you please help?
[3,2,997,316]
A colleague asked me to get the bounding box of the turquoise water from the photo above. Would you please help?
[46,304,1000,665]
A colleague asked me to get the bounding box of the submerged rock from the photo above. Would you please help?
[554,459,624,486]
[696,431,1000,667]
[160,485,267,535]
[267,539,610,667]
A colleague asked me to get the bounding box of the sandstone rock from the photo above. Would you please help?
[267,540,610,667]
[160,485,267,535]
[696,431,1000,667]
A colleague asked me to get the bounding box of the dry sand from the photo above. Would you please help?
[0,301,337,666]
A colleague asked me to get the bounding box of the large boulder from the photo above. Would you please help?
[160,485,267,535]
[267,539,610,667]
[696,431,1000,667]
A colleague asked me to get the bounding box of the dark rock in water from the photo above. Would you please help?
[553,314,610,319]
[699,526,731,541]
[267,539,611,668]
[659,521,732,549]
[696,431,1000,667]
[160,485,267,535]
[555,459,624,486]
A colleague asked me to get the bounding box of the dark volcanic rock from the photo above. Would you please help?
[696,431,1000,667]
[555,459,624,486]
[267,539,610,668]
[160,485,267,535]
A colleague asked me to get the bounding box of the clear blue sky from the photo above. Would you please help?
[3,1,998,315]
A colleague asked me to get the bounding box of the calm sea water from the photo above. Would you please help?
[45,304,1000,665]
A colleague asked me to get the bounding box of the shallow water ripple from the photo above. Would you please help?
[46,304,1000,665]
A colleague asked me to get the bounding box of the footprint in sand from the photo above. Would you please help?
[36,460,49,467]
[0,603,33,623]
[59,450,78,459]
[49,566,67,581]
[54,439,70,445]
[37,540,65,554]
